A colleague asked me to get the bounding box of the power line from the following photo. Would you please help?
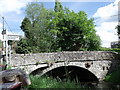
[0,14,22,34]
[4,18,15,35]
[0,15,12,34]
[0,15,15,35]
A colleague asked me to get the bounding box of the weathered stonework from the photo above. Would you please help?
[11,51,120,81]
[11,51,119,66]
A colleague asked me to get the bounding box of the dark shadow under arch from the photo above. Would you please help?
[44,66,99,83]
[30,66,48,75]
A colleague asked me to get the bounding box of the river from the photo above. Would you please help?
[80,81,120,89]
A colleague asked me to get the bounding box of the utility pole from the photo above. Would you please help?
[1,17,7,64]
[1,17,20,65]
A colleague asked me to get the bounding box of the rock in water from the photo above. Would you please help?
[0,69,31,86]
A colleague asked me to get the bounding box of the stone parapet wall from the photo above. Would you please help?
[11,51,120,66]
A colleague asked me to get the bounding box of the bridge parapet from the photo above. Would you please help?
[11,51,119,67]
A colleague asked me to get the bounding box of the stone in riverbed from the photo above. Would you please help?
[0,69,31,86]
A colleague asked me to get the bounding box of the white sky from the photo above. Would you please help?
[93,0,119,47]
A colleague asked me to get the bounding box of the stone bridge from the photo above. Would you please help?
[10,51,120,81]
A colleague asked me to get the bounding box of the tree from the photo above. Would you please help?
[54,0,63,12]
[115,25,120,48]
[20,17,32,39]
[16,39,31,54]
[50,9,101,51]
[17,3,55,53]
[17,1,101,53]
[116,25,120,39]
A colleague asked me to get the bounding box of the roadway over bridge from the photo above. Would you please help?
[10,51,120,82]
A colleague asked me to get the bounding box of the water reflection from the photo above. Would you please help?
[81,81,120,90]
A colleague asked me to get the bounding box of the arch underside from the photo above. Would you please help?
[45,66,98,82]
[31,65,99,82]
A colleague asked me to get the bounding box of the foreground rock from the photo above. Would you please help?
[0,69,31,86]
[0,82,22,89]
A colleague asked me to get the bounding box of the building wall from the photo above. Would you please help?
[111,41,120,48]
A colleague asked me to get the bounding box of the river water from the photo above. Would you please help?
[81,81,120,89]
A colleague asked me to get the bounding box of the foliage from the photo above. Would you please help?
[115,25,120,48]
[54,0,63,12]
[17,3,55,53]
[99,47,120,53]
[116,25,120,36]
[25,75,83,88]
[16,39,32,54]
[17,1,101,53]
[20,17,32,39]
[104,67,120,83]
[50,9,101,51]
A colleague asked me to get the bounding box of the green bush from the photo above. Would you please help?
[104,67,120,83]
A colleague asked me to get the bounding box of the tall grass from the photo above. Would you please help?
[104,68,120,84]
[25,75,84,88]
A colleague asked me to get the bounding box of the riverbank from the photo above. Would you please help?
[25,75,120,89]
[104,67,120,84]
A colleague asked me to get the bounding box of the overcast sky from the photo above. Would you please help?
[0,0,119,48]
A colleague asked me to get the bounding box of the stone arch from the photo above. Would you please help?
[40,62,98,77]
[30,62,99,82]
[43,65,99,82]
[30,66,48,75]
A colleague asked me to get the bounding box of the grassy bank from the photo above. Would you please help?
[104,68,120,84]
[25,75,84,88]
